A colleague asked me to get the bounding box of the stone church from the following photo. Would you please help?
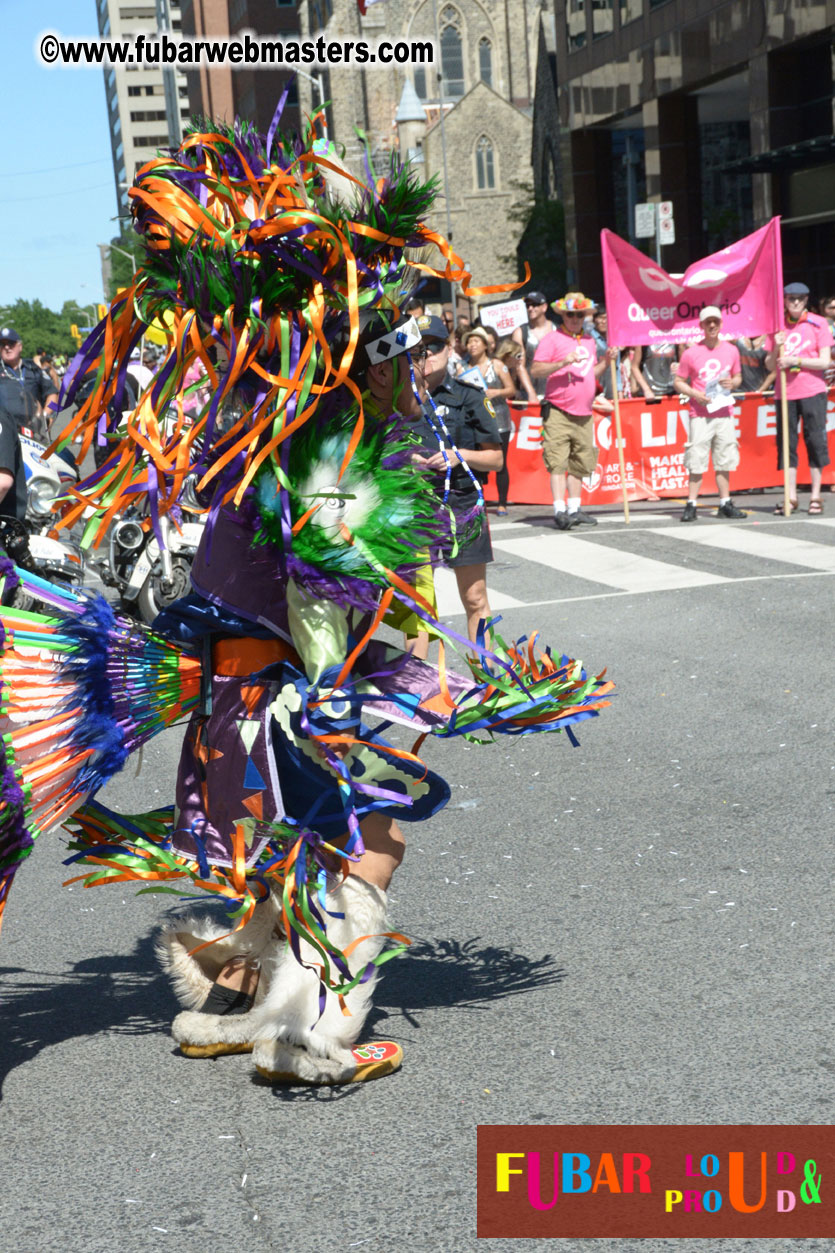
[297,0,546,314]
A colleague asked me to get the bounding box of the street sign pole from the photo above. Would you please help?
[657,201,675,261]
[655,209,661,264]
[635,201,674,261]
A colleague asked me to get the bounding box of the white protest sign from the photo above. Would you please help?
[479,298,528,336]
[635,203,656,238]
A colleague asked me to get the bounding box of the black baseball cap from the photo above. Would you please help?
[784,282,810,296]
[0,327,21,344]
[416,314,449,343]
[524,292,547,305]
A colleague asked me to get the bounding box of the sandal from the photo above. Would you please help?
[773,500,798,515]
[809,499,824,515]
[496,507,508,516]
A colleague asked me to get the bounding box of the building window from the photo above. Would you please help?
[275,0,296,5]
[134,134,171,148]
[130,110,169,122]
[414,67,427,100]
[230,0,247,24]
[128,85,141,97]
[478,37,492,87]
[440,7,465,98]
[592,0,613,39]
[620,0,642,21]
[308,0,332,31]
[567,0,586,51]
[475,135,495,189]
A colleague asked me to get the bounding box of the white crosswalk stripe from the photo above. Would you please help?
[433,566,525,617]
[430,515,835,615]
[652,524,835,572]
[491,534,726,593]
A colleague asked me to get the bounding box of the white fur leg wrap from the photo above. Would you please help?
[156,892,282,1011]
[252,876,388,1083]
[171,1007,260,1049]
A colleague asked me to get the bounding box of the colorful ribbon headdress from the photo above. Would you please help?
[53,108,518,548]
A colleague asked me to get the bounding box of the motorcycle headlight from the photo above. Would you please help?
[113,519,145,551]
[27,475,60,518]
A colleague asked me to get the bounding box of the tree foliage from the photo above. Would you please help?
[0,298,84,357]
[500,180,567,299]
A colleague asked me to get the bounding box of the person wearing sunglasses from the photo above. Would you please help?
[0,326,58,442]
[530,292,616,529]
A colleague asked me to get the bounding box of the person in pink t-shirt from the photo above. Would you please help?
[675,307,743,522]
[765,282,832,514]
[531,291,616,530]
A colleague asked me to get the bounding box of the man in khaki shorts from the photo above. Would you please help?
[531,292,616,529]
[675,307,744,521]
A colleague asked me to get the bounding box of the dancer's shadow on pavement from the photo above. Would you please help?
[371,935,566,1032]
[0,933,172,1099]
[0,931,565,1103]
[264,936,566,1106]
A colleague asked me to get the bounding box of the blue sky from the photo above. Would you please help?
[1,2,119,318]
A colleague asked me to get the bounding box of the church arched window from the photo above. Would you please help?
[478,37,492,87]
[440,7,465,99]
[475,135,495,190]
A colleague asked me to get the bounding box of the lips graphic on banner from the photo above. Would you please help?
[601,218,784,346]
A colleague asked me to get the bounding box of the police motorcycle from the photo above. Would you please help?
[81,362,232,625]
[91,390,244,624]
[94,476,205,626]
[18,429,84,582]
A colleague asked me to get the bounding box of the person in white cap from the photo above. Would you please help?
[675,307,744,521]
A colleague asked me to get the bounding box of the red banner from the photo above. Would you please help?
[485,394,835,505]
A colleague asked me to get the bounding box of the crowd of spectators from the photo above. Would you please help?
[412,274,835,521]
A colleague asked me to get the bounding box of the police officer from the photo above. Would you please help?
[0,400,27,522]
[411,314,502,645]
[0,327,58,441]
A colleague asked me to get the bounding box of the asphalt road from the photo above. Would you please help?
[1,494,833,1253]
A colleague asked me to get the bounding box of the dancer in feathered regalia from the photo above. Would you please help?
[0,105,613,1084]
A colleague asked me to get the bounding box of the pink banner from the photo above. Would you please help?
[484,395,835,505]
[601,219,784,346]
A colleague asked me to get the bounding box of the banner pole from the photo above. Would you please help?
[611,357,630,525]
[780,369,791,516]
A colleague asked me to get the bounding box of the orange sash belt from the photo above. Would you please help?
[212,635,300,676]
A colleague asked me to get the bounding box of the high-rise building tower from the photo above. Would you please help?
[97,0,191,218]
[179,1,302,138]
